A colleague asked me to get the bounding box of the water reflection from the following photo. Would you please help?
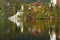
[50,31,56,40]
[0,18,13,34]
[8,10,24,33]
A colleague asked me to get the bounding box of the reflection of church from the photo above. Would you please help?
[28,0,60,39]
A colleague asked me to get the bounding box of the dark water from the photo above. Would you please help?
[0,18,50,40]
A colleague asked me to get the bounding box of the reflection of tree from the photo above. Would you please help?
[0,0,60,38]
[25,3,58,35]
[55,5,60,40]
